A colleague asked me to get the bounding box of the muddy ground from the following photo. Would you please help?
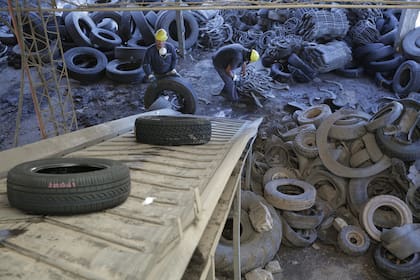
[0,47,397,279]
[0,49,393,151]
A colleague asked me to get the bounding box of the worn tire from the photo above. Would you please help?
[134,115,211,146]
[374,245,420,280]
[106,59,145,83]
[360,195,413,241]
[144,76,198,114]
[64,47,108,83]
[264,178,316,211]
[215,191,282,274]
[337,225,370,256]
[7,158,130,215]
[155,11,199,49]
[392,60,420,96]
[402,27,420,62]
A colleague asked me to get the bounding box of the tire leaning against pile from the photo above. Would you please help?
[134,115,211,146]
[144,76,198,114]
[214,191,282,274]
[7,158,131,215]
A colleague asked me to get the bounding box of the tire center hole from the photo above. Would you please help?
[222,217,243,241]
[34,164,105,174]
[277,185,304,196]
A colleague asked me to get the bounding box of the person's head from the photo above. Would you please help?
[155,29,168,49]
[249,49,260,63]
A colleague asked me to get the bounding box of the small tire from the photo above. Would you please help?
[7,158,130,215]
[134,115,211,146]
[360,195,413,241]
[264,178,316,211]
[337,225,370,256]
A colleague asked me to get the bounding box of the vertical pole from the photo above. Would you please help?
[233,169,241,279]
[175,0,186,58]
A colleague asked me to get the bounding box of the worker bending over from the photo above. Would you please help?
[143,29,178,83]
[212,44,260,102]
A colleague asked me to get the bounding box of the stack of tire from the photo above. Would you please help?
[61,10,199,84]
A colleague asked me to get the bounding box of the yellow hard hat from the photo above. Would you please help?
[155,29,168,41]
[250,49,259,62]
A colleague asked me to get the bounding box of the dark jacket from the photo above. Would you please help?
[212,43,250,70]
[143,42,177,76]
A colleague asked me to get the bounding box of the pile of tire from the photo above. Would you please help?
[1,9,201,84]
[249,101,420,279]
[195,7,419,99]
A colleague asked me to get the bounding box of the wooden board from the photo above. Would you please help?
[0,115,261,279]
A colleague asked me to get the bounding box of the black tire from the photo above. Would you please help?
[7,158,130,215]
[64,47,108,83]
[144,76,198,114]
[89,27,122,49]
[288,53,317,79]
[65,12,96,46]
[134,115,211,146]
[335,63,364,78]
[367,53,403,73]
[114,46,146,62]
[365,45,395,63]
[375,72,393,90]
[354,43,384,60]
[106,59,145,83]
[270,63,292,83]
[337,225,370,256]
[392,60,420,96]
[131,11,155,45]
[155,11,199,49]
[402,27,420,62]
[374,245,420,280]
[119,11,135,43]
[375,99,420,161]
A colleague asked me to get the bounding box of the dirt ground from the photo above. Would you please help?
[0,48,398,279]
[0,49,393,151]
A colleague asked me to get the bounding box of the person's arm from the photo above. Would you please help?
[225,64,233,77]
[241,62,246,76]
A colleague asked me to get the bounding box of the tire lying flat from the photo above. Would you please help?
[7,158,130,215]
[135,115,211,146]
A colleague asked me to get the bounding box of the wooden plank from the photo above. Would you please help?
[0,248,84,280]
[0,178,6,193]
[146,118,262,279]
[68,148,224,162]
[182,161,242,280]
[108,196,194,230]
[46,211,175,253]
[1,222,155,279]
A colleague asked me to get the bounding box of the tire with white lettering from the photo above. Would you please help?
[7,158,130,215]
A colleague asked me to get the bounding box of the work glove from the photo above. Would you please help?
[148,74,156,83]
[168,69,180,77]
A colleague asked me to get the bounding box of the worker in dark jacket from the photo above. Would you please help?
[143,29,178,83]
[212,44,260,101]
